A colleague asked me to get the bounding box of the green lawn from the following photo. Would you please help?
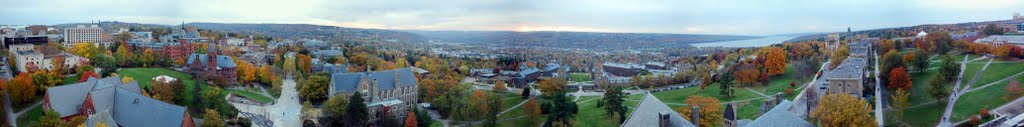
[116,68,205,107]
[573,97,628,127]
[890,54,1024,126]
[570,73,592,82]
[227,89,274,103]
[62,74,78,84]
[16,106,42,126]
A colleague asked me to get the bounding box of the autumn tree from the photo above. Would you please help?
[202,109,225,127]
[763,47,788,75]
[297,54,313,74]
[995,44,1015,57]
[881,50,904,82]
[39,109,66,127]
[812,94,877,127]
[30,70,62,91]
[493,80,507,93]
[888,67,912,90]
[732,63,759,86]
[405,112,418,127]
[69,42,98,58]
[114,45,131,66]
[830,46,850,69]
[523,98,541,124]
[320,94,349,127]
[675,95,722,127]
[1007,80,1024,100]
[298,73,330,102]
[78,71,99,82]
[891,89,910,126]
[538,78,567,96]
[8,73,36,104]
[151,79,179,103]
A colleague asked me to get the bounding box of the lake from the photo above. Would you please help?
[691,36,797,48]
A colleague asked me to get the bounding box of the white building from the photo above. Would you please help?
[10,44,88,72]
[226,38,247,46]
[63,25,103,47]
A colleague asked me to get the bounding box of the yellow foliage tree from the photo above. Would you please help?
[538,78,567,95]
[812,94,877,127]
[493,81,507,93]
[675,95,722,127]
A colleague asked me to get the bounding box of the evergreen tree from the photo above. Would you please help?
[345,92,369,127]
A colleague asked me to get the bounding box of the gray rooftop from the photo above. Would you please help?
[45,76,139,117]
[976,35,1024,44]
[329,67,419,96]
[186,54,238,68]
[829,57,867,79]
[744,100,814,127]
[622,93,696,127]
[45,76,190,126]
[112,87,188,127]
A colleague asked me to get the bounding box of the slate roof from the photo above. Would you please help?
[186,54,238,68]
[85,110,117,127]
[45,76,138,117]
[312,50,345,58]
[744,100,813,127]
[112,87,188,127]
[330,73,365,95]
[544,63,560,72]
[518,68,540,77]
[321,64,348,74]
[829,57,867,79]
[329,67,418,96]
[622,93,696,127]
[45,76,190,126]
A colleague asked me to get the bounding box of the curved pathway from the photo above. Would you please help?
[231,76,301,127]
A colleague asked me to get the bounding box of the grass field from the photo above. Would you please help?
[227,89,274,103]
[491,63,812,126]
[116,68,212,108]
[570,73,592,82]
[16,106,42,126]
[891,54,1024,126]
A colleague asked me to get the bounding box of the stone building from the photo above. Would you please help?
[825,57,867,97]
[329,67,418,125]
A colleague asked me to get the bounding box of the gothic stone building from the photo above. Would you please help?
[329,67,418,125]
[186,45,237,84]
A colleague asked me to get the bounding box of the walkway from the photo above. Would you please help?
[231,76,301,127]
[939,55,993,126]
[874,52,884,126]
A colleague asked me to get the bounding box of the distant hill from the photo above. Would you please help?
[406,30,759,49]
[185,22,424,42]
[786,20,1015,42]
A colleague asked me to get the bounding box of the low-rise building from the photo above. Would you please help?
[329,68,418,126]
[825,57,867,97]
[43,76,196,127]
[975,35,1024,47]
[10,44,88,73]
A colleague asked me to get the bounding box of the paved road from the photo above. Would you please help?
[874,52,884,126]
[232,76,301,127]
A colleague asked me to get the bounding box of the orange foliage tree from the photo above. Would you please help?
[675,95,722,127]
[763,47,788,75]
[888,67,912,90]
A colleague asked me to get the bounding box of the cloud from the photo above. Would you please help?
[2,0,1024,36]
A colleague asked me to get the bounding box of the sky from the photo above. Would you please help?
[2,0,1024,36]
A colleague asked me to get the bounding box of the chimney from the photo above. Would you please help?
[775,93,783,105]
[658,112,671,127]
[691,105,700,126]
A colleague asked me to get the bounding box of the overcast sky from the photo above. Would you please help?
[2,0,1023,36]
